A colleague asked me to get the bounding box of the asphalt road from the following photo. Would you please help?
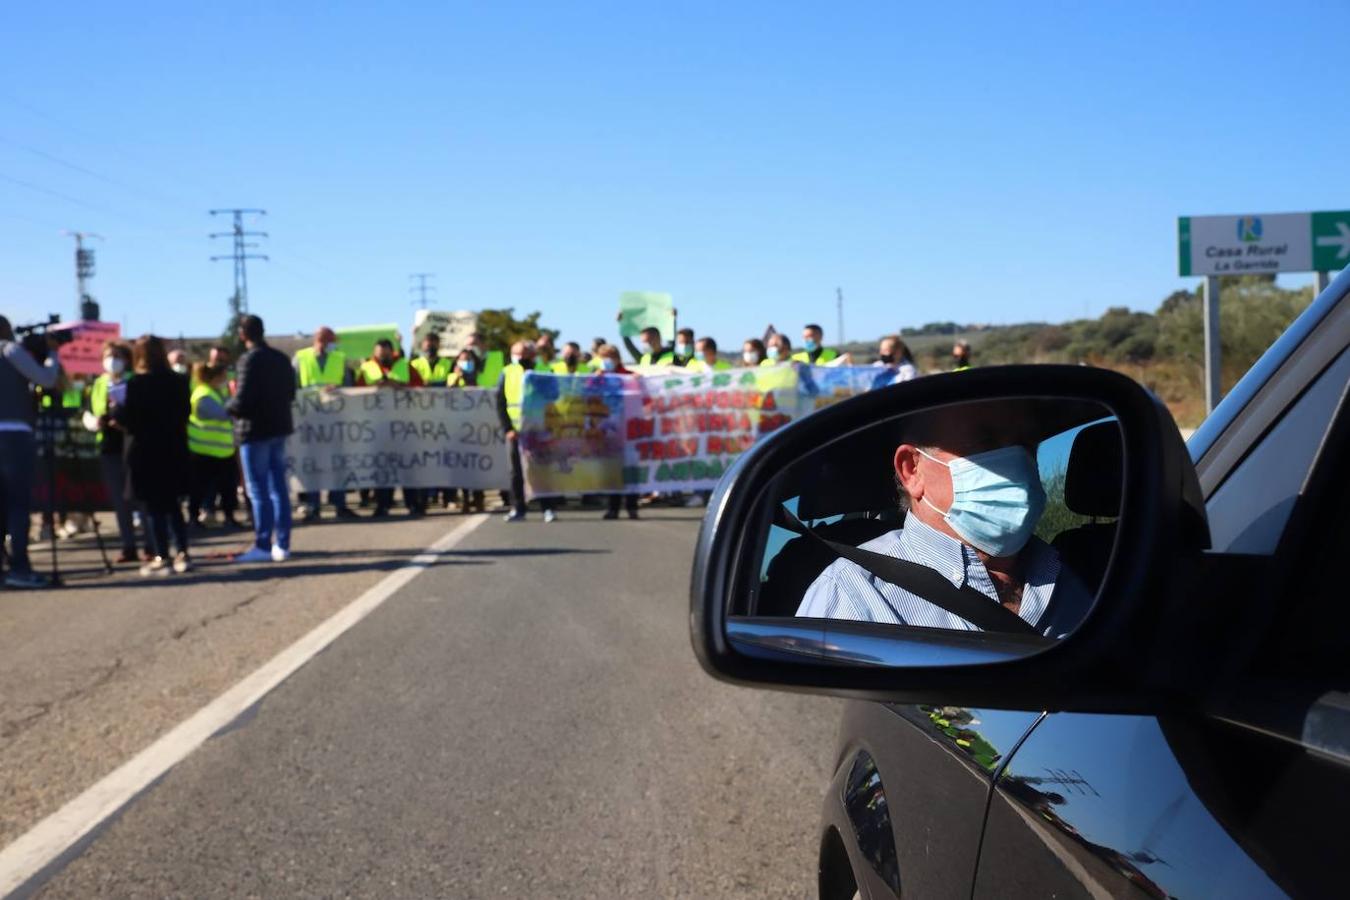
[12,507,841,898]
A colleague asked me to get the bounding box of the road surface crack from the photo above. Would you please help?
[0,657,125,740]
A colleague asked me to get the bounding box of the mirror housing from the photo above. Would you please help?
[689,365,1208,713]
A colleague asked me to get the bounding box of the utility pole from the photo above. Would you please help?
[836,287,845,344]
[63,230,103,321]
[409,273,436,309]
[209,208,268,318]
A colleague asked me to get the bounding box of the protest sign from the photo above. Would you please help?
[412,309,478,355]
[286,386,510,492]
[519,366,877,497]
[31,409,110,511]
[618,291,675,343]
[51,321,121,377]
[334,323,402,363]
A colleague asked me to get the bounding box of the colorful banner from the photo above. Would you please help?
[52,320,121,377]
[519,365,880,497]
[285,386,511,492]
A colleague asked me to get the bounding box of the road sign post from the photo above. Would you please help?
[1179,209,1349,413]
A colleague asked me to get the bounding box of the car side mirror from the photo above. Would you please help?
[689,365,1209,712]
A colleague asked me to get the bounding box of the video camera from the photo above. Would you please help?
[14,314,73,362]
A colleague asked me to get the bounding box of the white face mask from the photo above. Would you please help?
[103,357,125,376]
[172,363,188,375]
[743,350,760,365]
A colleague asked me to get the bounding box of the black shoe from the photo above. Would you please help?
[602,510,619,520]
[372,507,390,518]
[628,510,640,520]
[301,507,320,523]
[335,507,359,520]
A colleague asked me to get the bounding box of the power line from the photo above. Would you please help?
[409,272,436,309]
[210,208,268,318]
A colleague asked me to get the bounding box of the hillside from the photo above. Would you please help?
[836,275,1315,428]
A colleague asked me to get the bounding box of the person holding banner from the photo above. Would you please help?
[533,334,558,372]
[411,332,453,385]
[358,339,423,517]
[500,340,558,523]
[293,326,356,522]
[874,335,920,386]
[83,341,143,563]
[187,364,240,530]
[552,342,591,375]
[793,324,839,365]
[446,350,487,513]
[762,333,793,367]
[673,328,697,367]
[621,325,675,367]
[593,345,641,521]
[112,335,192,576]
[686,337,730,373]
[741,338,767,367]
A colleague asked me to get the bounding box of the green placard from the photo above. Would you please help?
[480,349,505,389]
[334,323,402,363]
[1312,211,1350,272]
[618,291,675,342]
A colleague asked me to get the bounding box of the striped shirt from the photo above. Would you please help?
[795,516,1089,635]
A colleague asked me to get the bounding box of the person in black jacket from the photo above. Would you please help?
[111,335,192,576]
[226,314,297,563]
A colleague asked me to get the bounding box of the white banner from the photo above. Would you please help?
[286,387,510,492]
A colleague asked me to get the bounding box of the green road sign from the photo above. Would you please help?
[1179,210,1350,276]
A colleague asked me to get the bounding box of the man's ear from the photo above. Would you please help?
[894,444,922,502]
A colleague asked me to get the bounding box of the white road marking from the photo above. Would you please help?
[0,514,489,898]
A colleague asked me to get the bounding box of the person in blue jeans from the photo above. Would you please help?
[226,314,297,563]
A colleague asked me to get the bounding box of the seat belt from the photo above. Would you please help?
[774,505,1038,636]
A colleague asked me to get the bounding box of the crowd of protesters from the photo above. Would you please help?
[0,309,975,587]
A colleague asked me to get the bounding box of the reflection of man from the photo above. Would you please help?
[796,408,1092,634]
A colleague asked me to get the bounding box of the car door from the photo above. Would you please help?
[971,306,1350,897]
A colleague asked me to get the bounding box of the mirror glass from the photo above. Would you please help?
[731,397,1122,666]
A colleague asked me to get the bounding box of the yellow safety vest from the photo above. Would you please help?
[188,384,235,458]
[90,374,113,445]
[791,348,839,365]
[411,356,454,384]
[294,347,348,387]
[502,363,526,429]
[640,350,675,366]
[685,358,731,372]
[551,360,593,375]
[360,358,411,385]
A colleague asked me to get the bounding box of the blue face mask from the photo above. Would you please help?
[675,342,690,357]
[461,359,475,373]
[804,338,819,352]
[766,345,780,361]
[918,445,1046,557]
[601,357,617,372]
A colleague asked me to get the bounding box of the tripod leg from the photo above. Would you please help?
[92,514,113,574]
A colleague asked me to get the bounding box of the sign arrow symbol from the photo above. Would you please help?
[1316,221,1350,260]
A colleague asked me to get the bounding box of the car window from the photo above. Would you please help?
[1205,347,1350,554]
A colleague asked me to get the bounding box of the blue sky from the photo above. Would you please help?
[3,1,1346,348]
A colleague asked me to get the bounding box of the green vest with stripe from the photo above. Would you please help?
[188,384,235,458]
[294,347,348,387]
[552,359,593,375]
[411,355,454,384]
[360,358,411,385]
[502,363,527,429]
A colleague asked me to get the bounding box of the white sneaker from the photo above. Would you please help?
[543,509,557,524]
[234,546,273,563]
[504,511,526,523]
[172,552,192,574]
[271,545,290,562]
[139,556,171,577]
